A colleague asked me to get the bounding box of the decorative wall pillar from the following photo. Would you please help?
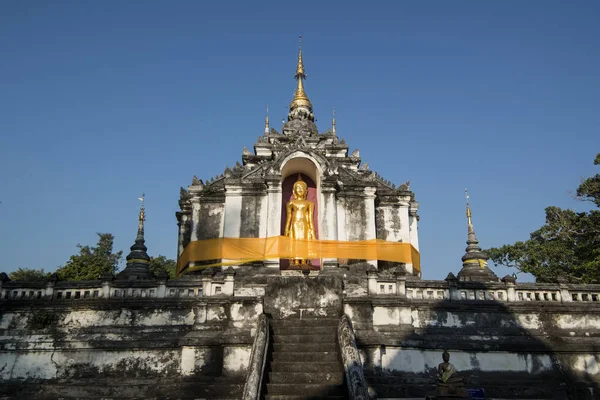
[397,195,413,274]
[367,269,378,295]
[176,211,191,258]
[157,279,167,298]
[100,279,111,298]
[396,276,406,297]
[364,187,378,268]
[446,273,459,300]
[264,176,282,268]
[258,193,269,238]
[397,196,411,243]
[502,275,517,302]
[409,208,420,251]
[559,284,572,303]
[187,197,202,271]
[223,268,235,296]
[44,279,56,298]
[321,182,338,268]
[202,274,212,297]
[336,196,348,242]
[190,197,201,241]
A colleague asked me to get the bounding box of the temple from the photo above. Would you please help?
[176,37,419,276]
[2,39,600,400]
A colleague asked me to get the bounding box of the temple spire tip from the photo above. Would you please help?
[137,193,145,240]
[289,35,313,119]
[264,105,270,135]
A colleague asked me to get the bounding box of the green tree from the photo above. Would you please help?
[9,268,50,281]
[55,233,123,281]
[487,153,600,283]
[148,255,177,279]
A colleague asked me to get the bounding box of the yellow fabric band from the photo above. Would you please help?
[463,259,488,269]
[177,236,420,276]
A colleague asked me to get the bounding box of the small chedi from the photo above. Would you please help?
[2,37,600,400]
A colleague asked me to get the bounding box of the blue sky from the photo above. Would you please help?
[1,1,598,280]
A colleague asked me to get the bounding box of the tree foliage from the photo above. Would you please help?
[55,233,123,281]
[9,268,51,281]
[487,153,600,283]
[148,255,177,279]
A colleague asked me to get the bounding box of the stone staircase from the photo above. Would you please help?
[264,318,346,400]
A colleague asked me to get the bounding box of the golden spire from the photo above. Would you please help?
[289,35,313,112]
[264,105,270,136]
[465,188,474,233]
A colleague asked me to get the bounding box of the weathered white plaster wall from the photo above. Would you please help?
[223,185,243,238]
[1,349,181,380]
[380,348,553,375]
[573,354,600,375]
[556,313,600,330]
[230,302,264,328]
[223,346,252,376]
[0,299,262,383]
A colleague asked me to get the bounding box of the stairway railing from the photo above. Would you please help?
[338,314,372,399]
[242,314,270,400]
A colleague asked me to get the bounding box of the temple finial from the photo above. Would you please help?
[264,105,270,136]
[288,35,313,120]
[332,107,336,136]
[137,193,145,240]
[295,35,305,79]
[464,188,479,249]
[465,188,473,231]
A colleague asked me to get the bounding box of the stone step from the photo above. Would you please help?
[271,325,338,336]
[273,342,338,353]
[268,372,344,385]
[274,334,336,343]
[272,351,339,362]
[266,383,345,396]
[269,361,343,373]
[0,382,244,399]
[270,318,339,327]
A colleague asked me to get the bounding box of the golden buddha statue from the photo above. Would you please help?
[284,174,316,266]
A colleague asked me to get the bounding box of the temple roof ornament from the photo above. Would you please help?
[289,35,313,115]
[332,107,337,136]
[282,36,318,135]
[117,193,153,280]
[457,189,498,282]
[264,106,270,136]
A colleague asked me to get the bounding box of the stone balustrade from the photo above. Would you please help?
[0,268,236,302]
[366,270,600,304]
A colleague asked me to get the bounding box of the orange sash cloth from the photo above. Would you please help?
[177,236,420,277]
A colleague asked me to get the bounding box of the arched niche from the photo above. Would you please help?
[279,154,323,269]
[280,153,323,186]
